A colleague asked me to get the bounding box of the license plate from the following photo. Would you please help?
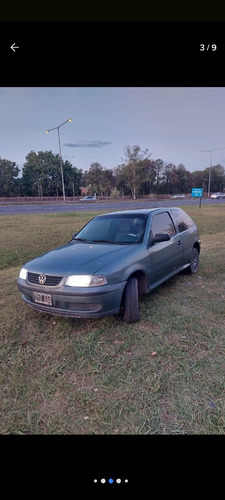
[34,292,52,306]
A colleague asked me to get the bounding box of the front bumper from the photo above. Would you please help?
[17,278,127,318]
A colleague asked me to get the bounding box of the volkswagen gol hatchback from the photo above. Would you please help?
[17,208,200,323]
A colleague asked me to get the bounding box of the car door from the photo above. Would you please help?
[170,208,197,266]
[147,211,184,287]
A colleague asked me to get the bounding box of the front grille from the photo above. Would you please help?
[68,302,102,312]
[28,272,63,286]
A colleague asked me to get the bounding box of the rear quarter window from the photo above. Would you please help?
[171,209,194,232]
[150,211,176,238]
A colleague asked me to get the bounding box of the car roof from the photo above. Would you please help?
[96,207,181,217]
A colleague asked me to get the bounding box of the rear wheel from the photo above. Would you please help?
[188,247,199,274]
[123,276,140,323]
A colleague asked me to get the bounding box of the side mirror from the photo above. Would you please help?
[150,233,170,245]
[71,232,77,239]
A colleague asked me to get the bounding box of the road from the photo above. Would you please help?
[0,198,224,215]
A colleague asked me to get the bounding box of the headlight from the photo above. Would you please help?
[65,275,107,287]
[19,268,28,280]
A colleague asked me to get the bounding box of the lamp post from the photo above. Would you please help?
[195,147,225,197]
[46,118,72,201]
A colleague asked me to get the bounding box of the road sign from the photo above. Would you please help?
[192,188,203,208]
[192,188,203,197]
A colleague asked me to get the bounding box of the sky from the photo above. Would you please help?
[1,87,225,175]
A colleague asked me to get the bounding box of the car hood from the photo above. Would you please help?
[26,241,135,276]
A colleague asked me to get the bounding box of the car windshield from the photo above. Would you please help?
[74,214,148,244]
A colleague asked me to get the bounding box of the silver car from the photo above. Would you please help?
[210,192,225,199]
[171,194,185,199]
[79,196,97,202]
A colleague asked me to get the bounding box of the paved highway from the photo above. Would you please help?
[0,198,224,215]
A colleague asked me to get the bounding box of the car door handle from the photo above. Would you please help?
[177,240,183,246]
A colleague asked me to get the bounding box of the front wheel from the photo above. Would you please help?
[188,247,199,274]
[123,276,140,323]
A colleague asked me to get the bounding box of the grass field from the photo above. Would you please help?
[1,205,225,434]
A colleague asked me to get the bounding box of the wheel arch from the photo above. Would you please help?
[122,270,148,297]
[193,241,200,254]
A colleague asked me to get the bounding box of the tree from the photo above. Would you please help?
[191,164,225,194]
[191,170,208,193]
[117,145,151,199]
[22,150,55,197]
[101,169,116,196]
[162,163,178,195]
[174,164,192,194]
[85,162,104,195]
[0,158,20,196]
[61,161,82,197]
[208,164,225,192]
[138,158,157,195]
[153,158,164,194]
[21,150,82,197]
[114,164,130,197]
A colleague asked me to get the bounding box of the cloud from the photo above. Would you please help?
[63,141,112,148]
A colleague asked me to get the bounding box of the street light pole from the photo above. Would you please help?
[195,146,225,197]
[209,149,212,198]
[46,118,71,202]
[57,126,65,202]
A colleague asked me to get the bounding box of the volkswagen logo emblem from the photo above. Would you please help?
[39,273,47,285]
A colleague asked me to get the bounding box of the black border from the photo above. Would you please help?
[0,2,224,22]
[1,434,224,493]
[1,21,224,86]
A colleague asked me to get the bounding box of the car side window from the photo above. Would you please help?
[170,209,194,232]
[150,212,176,239]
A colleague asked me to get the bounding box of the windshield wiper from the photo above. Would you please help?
[73,237,93,243]
[92,239,131,245]
[73,238,131,245]
[92,239,118,244]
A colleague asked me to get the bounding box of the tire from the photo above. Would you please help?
[123,276,140,323]
[188,247,199,274]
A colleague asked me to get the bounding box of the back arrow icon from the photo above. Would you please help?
[11,42,19,52]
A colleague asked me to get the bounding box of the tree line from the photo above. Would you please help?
[1,145,225,199]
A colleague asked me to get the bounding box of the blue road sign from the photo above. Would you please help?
[192,188,203,197]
